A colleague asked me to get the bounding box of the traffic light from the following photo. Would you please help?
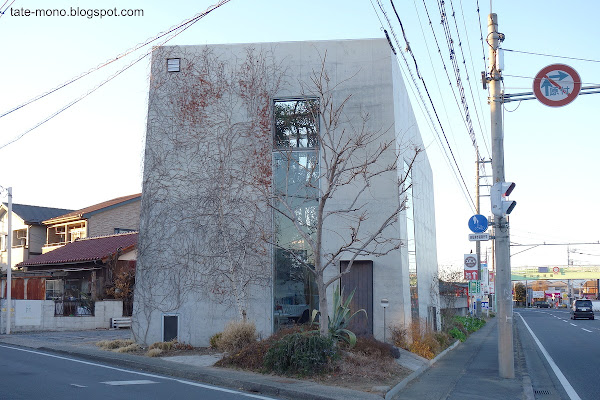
[491,181,516,217]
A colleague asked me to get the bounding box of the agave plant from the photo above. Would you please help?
[311,285,366,347]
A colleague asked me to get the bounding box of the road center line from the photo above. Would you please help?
[0,344,276,400]
[570,323,577,326]
[517,313,582,400]
[582,328,592,333]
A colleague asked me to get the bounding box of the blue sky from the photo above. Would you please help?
[1,1,599,272]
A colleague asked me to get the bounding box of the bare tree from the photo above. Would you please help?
[269,57,422,336]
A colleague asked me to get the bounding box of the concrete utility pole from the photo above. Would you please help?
[487,13,514,378]
[6,187,12,335]
[475,161,481,317]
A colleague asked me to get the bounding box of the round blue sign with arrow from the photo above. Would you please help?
[468,214,488,233]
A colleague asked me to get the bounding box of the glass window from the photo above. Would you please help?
[274,99,319,148]
[404,161,419,321]
[45,279,63,300]
[273,99,320,330]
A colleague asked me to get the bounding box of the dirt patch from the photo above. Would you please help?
[313,350,411,393]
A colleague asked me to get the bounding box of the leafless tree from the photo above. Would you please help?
[269,56,422,336]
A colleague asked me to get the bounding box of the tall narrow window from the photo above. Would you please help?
[272,99,319,331]
[404,161,418,321]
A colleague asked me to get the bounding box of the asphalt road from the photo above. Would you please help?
[0,344,278,400]
[517,308,600,400]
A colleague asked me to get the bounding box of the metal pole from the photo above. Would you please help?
[488,13,514,379]
[476,161,481,317]
[6,187,12,335]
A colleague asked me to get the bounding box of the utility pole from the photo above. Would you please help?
[488,13,514,378]
[5,187,12,335]
[475,160,481,317]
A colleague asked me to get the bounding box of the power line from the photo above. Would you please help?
[0,0,231,150]
[0,0,231,121]
[502,48,600,63]
[0,0,16,19]
[379,0,476,211]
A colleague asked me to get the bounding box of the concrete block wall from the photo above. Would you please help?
[0,299,124,333]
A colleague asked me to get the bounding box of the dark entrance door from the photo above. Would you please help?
[340,260,373,336]
[163,315,178,342]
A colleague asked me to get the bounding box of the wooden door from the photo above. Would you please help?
[340,260,373,336]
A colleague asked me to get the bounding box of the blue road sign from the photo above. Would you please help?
[468,214,488,233]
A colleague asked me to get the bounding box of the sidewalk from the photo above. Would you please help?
[0,318,536,400]
[392,317,530,400]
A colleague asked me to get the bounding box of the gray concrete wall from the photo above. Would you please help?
[135,38,439,346]
[1,299,124,332]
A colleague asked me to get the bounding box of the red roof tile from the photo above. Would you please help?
[19,232,138,267]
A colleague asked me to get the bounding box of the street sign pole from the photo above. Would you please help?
[488,13,514,379]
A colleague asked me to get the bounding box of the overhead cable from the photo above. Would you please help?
[0,0,230,121]
[0,0,230,150]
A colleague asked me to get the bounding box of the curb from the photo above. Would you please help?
[23,344,382,400]
[384,340,461,400]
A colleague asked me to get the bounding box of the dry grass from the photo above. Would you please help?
[146,348,164,357]
[114,343,141,353]
[96,339,135,350]
[390,320,452,360]
[215,320,258,353]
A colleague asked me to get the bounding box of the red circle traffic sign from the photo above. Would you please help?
[533,64,581,107]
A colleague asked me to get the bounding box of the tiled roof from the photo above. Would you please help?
[18,232,138,267]
[2,203,73,225]
[44,193,141,224]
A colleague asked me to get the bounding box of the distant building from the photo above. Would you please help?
[134,39,440,346]
[42,193,141,253]
[0,203,73,271]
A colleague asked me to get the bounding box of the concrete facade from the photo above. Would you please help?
[134,39,440,346]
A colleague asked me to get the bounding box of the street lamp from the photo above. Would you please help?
[380,298,389,342]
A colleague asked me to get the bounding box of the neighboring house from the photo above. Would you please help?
[0,203,73,271]
[0,232,137,332]
[42,193,141,253]
[134,39,440,346]
[5,232,138,309]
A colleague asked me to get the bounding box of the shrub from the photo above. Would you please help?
[434,331,452,349]
[218,320,258,353]
[453,316,486,333]
[149,340,175,351]
[263,332,337,376]
[146,348,163,357]
[352,335,400,359]
[216,324,309,370]
[209,332,222,349]
[448,327,467,342]
[389,325,409,349]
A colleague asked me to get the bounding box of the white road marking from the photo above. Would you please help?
[70,384,87,388]
[517,313,582,400]
[582,328,593,333]
[102,380,158,386]
[570,323,577,326]
[0,344,276,400]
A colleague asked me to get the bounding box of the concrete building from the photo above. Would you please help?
[134,38,440,346]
